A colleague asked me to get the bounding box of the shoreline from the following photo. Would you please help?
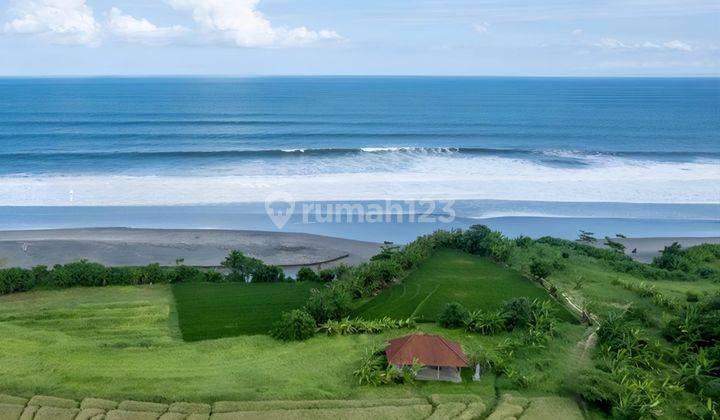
[0,227,718,269]
[0,228,382,270]
[609,236,720,263]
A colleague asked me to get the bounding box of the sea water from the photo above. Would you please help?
[0,77,718,241]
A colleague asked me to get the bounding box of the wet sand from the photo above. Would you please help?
[0,228,717,269]
[0,228,382,269]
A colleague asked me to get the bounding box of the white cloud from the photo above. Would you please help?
[663,39,692,51]
[107,7,186,45]
[595,37,693,52]
[164,0,343,47]
[4,0,101,46]
[571,28,583,36]
[596,37,630,49]
[472,22,489,33]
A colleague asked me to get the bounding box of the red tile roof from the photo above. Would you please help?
[385,334,468,368]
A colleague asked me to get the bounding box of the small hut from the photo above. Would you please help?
[385,334,468,383]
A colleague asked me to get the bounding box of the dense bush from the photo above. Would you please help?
[437,302,469,328]
[0,249,293,296]
[535,236,693,281]
[0,267,36,294]
[464,309,505,335]
[514,235,533,248]
[221,250,264,282]
[353,348,422,386]
[458,225,513,263]
[348,259,401,298]
[529,260,552,280]
[652,242,690,271]
[651,243,720,282]
[318,268,336,283]
[296,267,320,282]
[269,309,316,341]
[304,287,352,324]
[500,297,535,330]
[252,265,286,283]
[664,294,720,348]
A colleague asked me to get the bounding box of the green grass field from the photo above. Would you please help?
[354,249,575,322]
[172,281,320,341]
[0,283,588,404]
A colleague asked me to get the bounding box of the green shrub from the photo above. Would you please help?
[136,263,168,284]
[564,369,617,414]
[458,225,513,262]
[529,260,552,280]
[500,297,534,330]
[270,309,316,341]
[222,250,263,282]
[653,242,690,271]
[437,302,469,328]
[464,310,505,335]
[664,294,720,348]
[170,265,206,283]
[252,265,285,283]
[353,349,422,386]
[515,235,533,248]
[305,287,352,324]
[318,269,335,283]
[318,317,415,335]
[0,267,36,294]
[687,290,700,302]
[350,259,400,297]
[296,267,319,282]
[204,270,224,282]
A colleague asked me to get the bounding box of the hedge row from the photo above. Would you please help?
[0,249,291,296]
[0,261,224,295]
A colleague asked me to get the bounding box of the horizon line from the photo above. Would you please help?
[1,74,719,79]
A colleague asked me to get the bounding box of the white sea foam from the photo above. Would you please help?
[1,154,718,206]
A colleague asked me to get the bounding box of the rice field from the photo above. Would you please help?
[0,284,523,403]
[0,390,587,419]
[0,257,588,411]
[354,249,575,322]
[172,281,320,341]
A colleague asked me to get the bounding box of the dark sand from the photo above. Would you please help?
[607,237,720,263]
[0,228,717,269]
[0,228,382,269]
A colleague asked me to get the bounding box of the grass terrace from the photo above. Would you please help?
[355,249,575,322]
[172,281,321,340]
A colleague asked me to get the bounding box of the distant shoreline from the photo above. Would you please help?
[0,228,382,270]
[0,227,717,269]
[604,236,720,263]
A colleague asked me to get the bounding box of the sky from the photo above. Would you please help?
[0,0,719,76]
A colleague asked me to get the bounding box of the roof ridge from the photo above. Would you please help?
[437,336,468,364]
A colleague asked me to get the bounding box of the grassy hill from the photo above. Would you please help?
[172,281,320,340]
[354,249,575,322]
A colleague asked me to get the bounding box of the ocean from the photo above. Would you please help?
[1,77,718,241]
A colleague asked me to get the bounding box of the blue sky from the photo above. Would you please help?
[1,0,718,76]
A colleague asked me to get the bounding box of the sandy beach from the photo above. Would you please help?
[612,236,720,263]
[0,228,717,269]
[0,228,382,269]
